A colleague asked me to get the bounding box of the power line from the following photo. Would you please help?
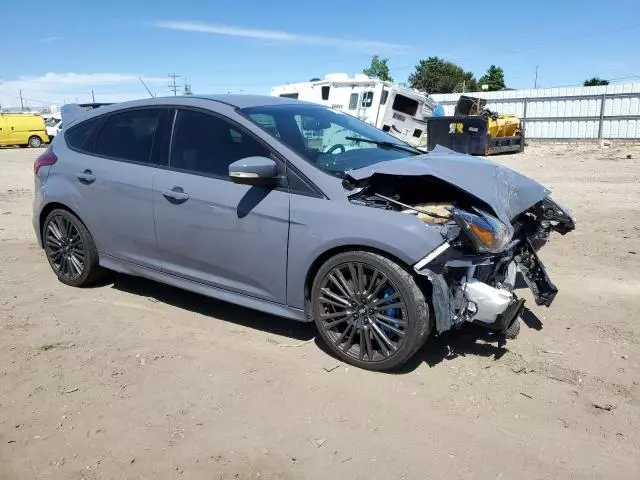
[6,94,52,104]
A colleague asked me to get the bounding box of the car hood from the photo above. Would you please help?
[345,146,550,224]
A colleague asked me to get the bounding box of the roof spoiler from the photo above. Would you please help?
[60,104,85,125]
[61,102,113,125]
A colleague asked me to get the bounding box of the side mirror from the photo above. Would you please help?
[229,156,281,187]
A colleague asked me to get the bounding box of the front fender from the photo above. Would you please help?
[286,195,445,309]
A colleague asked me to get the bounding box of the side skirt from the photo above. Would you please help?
[99,254,308,322]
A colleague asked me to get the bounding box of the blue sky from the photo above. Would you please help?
[1,0,639,107]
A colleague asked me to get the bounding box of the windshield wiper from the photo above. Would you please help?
[344,136,422,154]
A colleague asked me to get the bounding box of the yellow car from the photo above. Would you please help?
[0,113,49,148]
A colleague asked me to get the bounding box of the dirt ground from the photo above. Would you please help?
[1,143,639,480]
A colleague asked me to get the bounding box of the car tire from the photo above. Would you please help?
[504,317,521,339]
[43,209,104,287]
[28,135,43,148]
[311,250,431,371]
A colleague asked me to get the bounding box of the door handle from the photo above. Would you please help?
[76,169,96,184]
[162,186,190,204]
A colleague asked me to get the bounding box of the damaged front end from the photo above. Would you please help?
[348,172,576,336]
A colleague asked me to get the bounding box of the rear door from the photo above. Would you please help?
[61,107,170,269]
[152,107,290,303]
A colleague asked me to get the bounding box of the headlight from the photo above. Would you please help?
[452,208,513,253]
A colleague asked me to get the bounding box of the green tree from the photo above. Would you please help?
[478,65,506,91]
[362,55,393,82]
[584,77,609,86]
[408,57,477,94]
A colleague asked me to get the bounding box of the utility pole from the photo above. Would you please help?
[19,89,24,111]
[534,64,539,89]
[183,78,192,95]
[168,73,181,96]
[91,90,95,103]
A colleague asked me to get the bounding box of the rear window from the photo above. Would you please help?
[392,94,419,116]
[95,109,163,163]
[65,117,101,152]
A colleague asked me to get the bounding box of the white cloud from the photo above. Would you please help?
[0,72,166,108]
[153,20,412,52]
[37,36,62,43]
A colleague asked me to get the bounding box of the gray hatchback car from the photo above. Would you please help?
[33,95,575,370]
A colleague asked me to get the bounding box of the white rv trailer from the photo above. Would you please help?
[271,74,437,148]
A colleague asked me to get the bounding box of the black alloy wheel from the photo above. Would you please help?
[312,251,431,371]
[43,209,103,287]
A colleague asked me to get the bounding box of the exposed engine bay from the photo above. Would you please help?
[348,174,576,335]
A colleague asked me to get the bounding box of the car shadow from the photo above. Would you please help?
[392,323,510,374]
[104,273,541,373]
[108,273,315,342]
[313,321,511,375]
[521,307,544,330]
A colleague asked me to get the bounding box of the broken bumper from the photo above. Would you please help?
[413,240,557,334]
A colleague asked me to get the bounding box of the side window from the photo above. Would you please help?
[170,109,272,178]
[65,117,100,152]
[95,109,163,163]
[348,93,359,110]
[321,86,330,101]
[381,90,389,105]
[361,91,374,108]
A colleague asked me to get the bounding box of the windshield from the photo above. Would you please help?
[240,104,419,177]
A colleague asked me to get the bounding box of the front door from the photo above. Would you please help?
[153,108,290,304]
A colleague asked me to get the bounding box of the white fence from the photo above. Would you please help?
[430,83,640,139]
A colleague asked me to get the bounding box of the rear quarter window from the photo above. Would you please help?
[65,117,101,152]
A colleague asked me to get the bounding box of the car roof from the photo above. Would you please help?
[192,94,309,109]
[63,94,313,126]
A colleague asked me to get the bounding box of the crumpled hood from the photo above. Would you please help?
[346,146,550,224]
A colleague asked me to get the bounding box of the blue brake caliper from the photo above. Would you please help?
[381,287,401,339]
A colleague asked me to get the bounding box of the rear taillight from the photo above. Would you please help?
[34,148,57,175]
